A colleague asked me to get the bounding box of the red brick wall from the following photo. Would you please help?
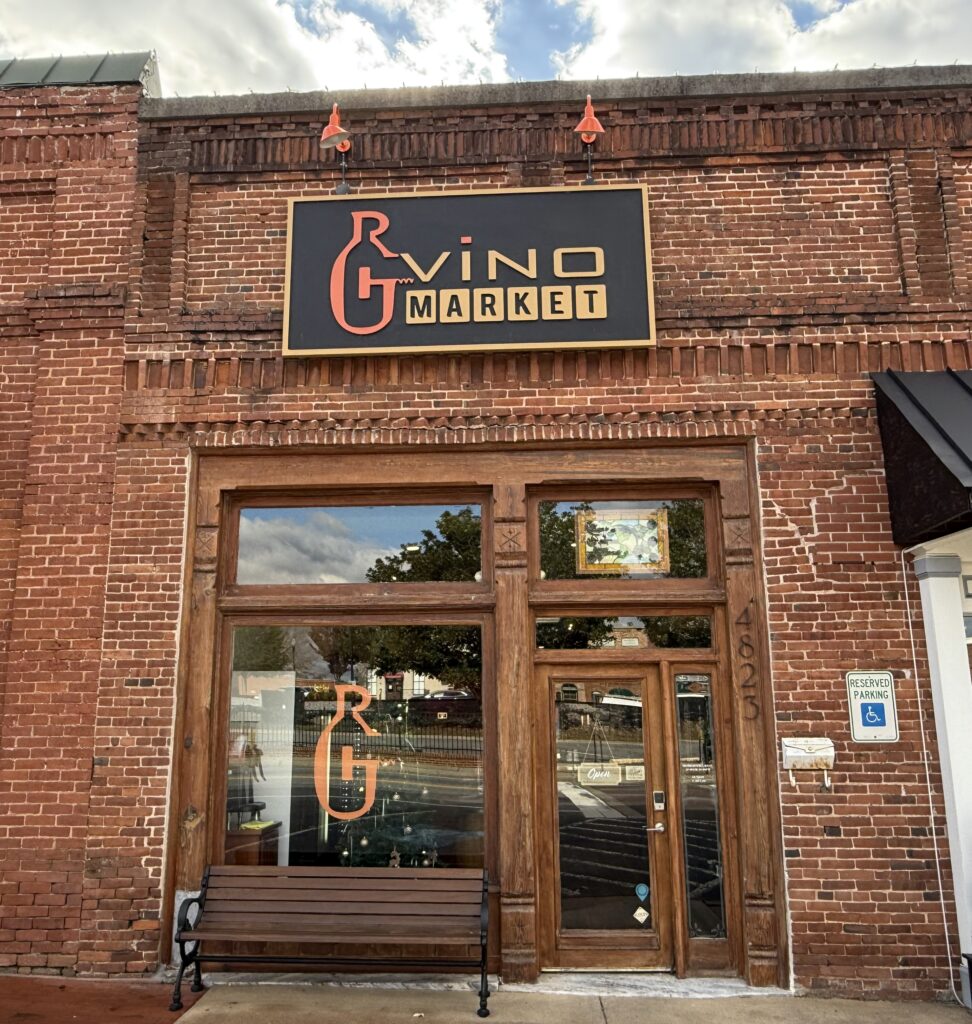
[183,161,904,312]
[78,444,189,974]
[1,79,971,999]
[646,162,902,306]
[0,185,54,305]
[759,417,950,999]
[0,85,142,973]
[953,158,972,277]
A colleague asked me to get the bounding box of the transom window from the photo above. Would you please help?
[236,502,483,585]
[536,615,712,650]
[538,498,707,581]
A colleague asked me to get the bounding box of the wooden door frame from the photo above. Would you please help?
[161,440,787,988]
[534,662,674,970]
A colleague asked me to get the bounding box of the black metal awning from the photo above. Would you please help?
[872,369,972,546]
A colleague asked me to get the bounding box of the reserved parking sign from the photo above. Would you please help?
[846,670,899,742]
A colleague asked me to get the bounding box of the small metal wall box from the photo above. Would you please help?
[781,737,835,790]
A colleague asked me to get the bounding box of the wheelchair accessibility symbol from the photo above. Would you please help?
[847,671,898,742]
[861,703,886,728]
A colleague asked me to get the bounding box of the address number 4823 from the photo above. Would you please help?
[734,600,760,720]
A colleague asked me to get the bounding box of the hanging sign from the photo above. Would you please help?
[846,670,899,742]
[284,185,654,356]
[577,763,622,786]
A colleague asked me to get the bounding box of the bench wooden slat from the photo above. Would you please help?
[188,930,477,946]
[208,865,482,880]
[190,925,477,937]
[195,918,479,935]
[206,876,482,894]
[206,889,481,907]
[199,917,477,933]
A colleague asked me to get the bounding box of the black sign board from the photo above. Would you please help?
[283,185,654,357]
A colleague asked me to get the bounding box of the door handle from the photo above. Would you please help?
[645,822,666,833]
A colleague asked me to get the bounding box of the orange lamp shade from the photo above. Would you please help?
[573,94,605,145]
[321,103,352,152]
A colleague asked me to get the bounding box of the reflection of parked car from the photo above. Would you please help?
[407,689,481,727]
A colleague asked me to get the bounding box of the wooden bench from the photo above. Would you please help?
[169,865,490,1017]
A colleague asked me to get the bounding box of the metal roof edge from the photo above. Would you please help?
[0,51,158,94]
[140,63,972,120]
[871,371,972,489]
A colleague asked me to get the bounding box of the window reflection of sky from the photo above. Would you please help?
[238,505,478,584]
[242,505,468,548]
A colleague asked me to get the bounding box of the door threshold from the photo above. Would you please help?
[502,973,784,998]
[540,968,673,973]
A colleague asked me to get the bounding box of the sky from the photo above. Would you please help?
[0,0,968,97]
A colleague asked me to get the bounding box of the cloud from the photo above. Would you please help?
[0,0,510,96]
[553,0,793,78]
[552,0,970,79]
[781,0,969,70]
[350,0,509,85]
[0,0,966,99]
[237,509,395,584]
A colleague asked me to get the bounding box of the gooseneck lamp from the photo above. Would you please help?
[573,94,605,186]
[321,102,352,195]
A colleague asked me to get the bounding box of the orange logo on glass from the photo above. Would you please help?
[314,683,380,820]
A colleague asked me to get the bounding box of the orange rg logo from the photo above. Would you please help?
[314,683,380,821]
[328,210,412,335]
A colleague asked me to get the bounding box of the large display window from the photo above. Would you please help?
[224,624,484,870]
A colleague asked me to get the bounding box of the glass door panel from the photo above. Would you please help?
[675,672,726,938]
[556,687,651,931]
[538,666,673,969]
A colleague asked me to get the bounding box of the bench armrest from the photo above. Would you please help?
[174,895,203,940]
[480,871,489,944]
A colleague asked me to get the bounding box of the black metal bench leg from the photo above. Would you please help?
[190,956,204,993]
[477,943,490,1017]
[168,957,189,1012]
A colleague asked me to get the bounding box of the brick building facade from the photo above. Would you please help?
[2,55,972,1001]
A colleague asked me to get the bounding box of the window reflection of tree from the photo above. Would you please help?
[232,625,290,671]
[643,615,711,648]
[362,508,483,690]
[537,615,711,651]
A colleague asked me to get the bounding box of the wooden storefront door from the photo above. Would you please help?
[536,664,674,969]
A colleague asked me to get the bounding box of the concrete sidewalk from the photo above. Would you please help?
[178,983,968,1024]
[1,974,966,1024]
